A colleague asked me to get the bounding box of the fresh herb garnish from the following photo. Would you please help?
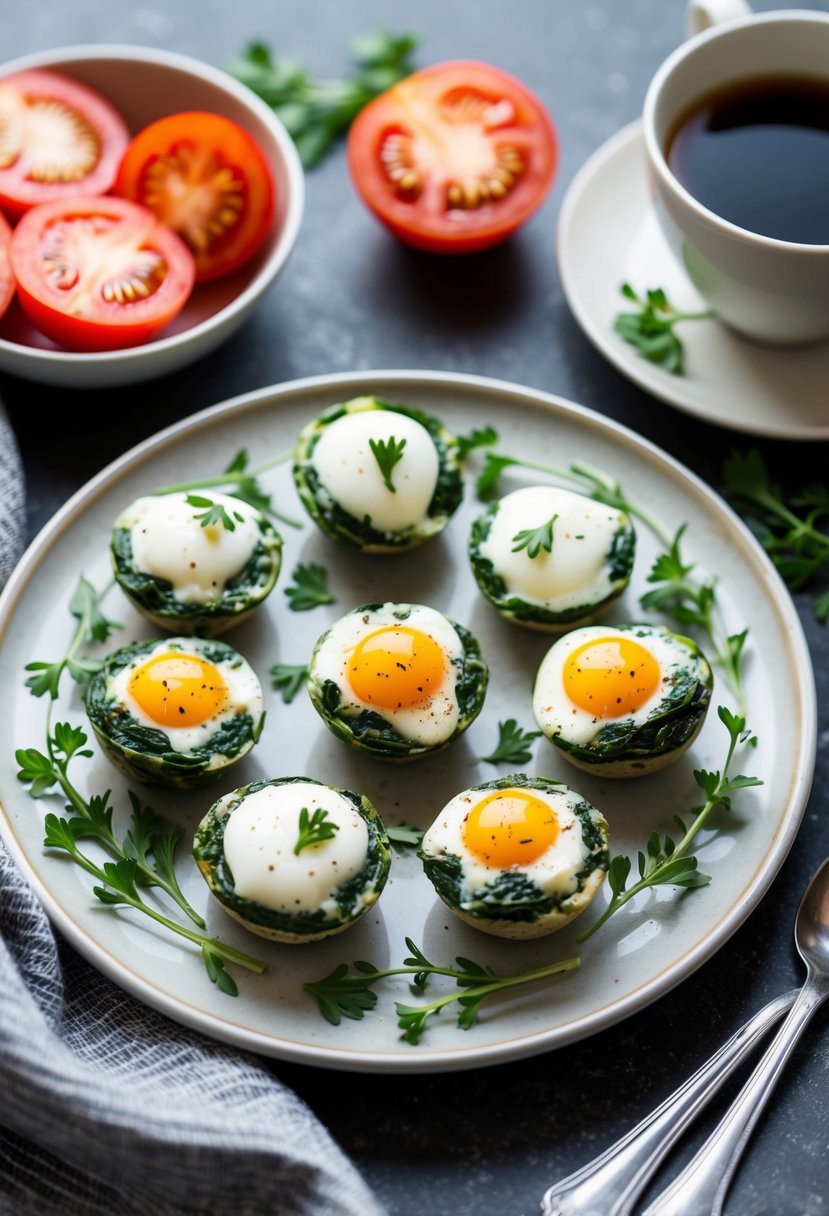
[480,719,543,766]
[18,577,266,996]
[305,937,579,1045]
[24,576,120,699]
[577,705,761,943]
[270,662,310,703]
[511,513,558,559]
[456,425,498,462]
[284,561,335,611]
[225,30,419,169]
[185,494,246,532]
[386,823,425,851]
[613,283,712,375]
[723,448,829,621]
[294,806,340,855]
[153,447,301,528]
[471,447,749,712]
[369,435,407,493]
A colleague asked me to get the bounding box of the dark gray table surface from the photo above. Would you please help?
[3,2,828,1214]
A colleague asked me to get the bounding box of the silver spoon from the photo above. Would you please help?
[642,855,829,1215]
[539,988,795,1216]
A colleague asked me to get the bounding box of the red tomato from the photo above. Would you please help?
[9,195,196,351]
[0,210,14,320]
[0,69,130,219]
[347,60,559,254]
[114,111,275,283]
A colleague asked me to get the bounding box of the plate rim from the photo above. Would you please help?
[0,368,817,1073]
[556,118,829,442]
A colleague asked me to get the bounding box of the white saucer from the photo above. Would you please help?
[557,119,829,440]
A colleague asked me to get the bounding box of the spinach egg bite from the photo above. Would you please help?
[307,602,489,760]
[292,395,463,552]
[193,776,391,943]
[419,775,609,939]
[110,490,282,636]
[84,636,265,788]
[532,623,713,777]
[469,484,635,630]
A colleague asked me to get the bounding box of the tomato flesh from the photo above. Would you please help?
[114,111,275,282]
[347,60,559,254]
[0,210,14,320]
[9,195,196,351]
[0,69,129,219]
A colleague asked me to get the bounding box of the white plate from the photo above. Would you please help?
[0,370,815,1074]
[557,120,829,440]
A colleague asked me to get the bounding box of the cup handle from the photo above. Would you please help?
[685,0,752,38]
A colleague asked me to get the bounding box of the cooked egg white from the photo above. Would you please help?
[310,407,439,533]
[108,637,263,753]
[477,485,629,613]
[220,781,369,915]
[422,783,593,899]
[311,603,464,747]
[117,491,262,606]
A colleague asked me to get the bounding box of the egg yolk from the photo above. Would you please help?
[564,635,661,717]
[462,789,559,867]
[347,625,447,709]
[128,651,228,727]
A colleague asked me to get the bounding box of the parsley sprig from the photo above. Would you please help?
[284,561,335,611]
[305,938,580,1045]
[24,576,120,699]
[386,824,425,851]
[270,662,310,703]
[480,719,543,766]
[369,435,407,493]
[17,576,266,996]
[473,449,749,712]
[723,448,829,621]
[294,807,340,855]
[511,513,558,558]
[613,283,712,375]
[577,706,761,943]
[225,30,419,169]
[185,494,246,532]
[153,447,301,528]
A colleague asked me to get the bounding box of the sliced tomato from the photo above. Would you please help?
[347,60,559,254]
[0,210,14,320]
[9,195,196,351]
[0,69,130,219]
[114,111,275,283]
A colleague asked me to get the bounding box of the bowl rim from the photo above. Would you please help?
[0,42,305,370]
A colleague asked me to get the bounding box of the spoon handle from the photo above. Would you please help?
[641,973,829,1216]
[540,989,796,1216]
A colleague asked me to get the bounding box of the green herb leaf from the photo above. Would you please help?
[479,719,543,766]
[577,707,761,943]
[386,824,425,851]
[456,425,498,461]
[613,283,712,375]
[369,435,407,493]
[185,493,245,532]
[284,562,334,611]
[294,806,340,855]
[225,30,419,170]
[270,662,311,702]
[511,513,558,559]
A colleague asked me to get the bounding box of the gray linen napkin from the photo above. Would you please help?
[0,404,386,1216]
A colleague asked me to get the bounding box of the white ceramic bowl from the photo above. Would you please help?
[0,44,304,388]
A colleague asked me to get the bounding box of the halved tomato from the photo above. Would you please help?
[347,60,559,254]
[9,195,196,351]
[0,69,130,219]
[114,111,275,282]
[0,210,14,320]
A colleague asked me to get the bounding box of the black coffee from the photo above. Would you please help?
[666,74,829,245]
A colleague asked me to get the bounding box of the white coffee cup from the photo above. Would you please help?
[642,4,829,347]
